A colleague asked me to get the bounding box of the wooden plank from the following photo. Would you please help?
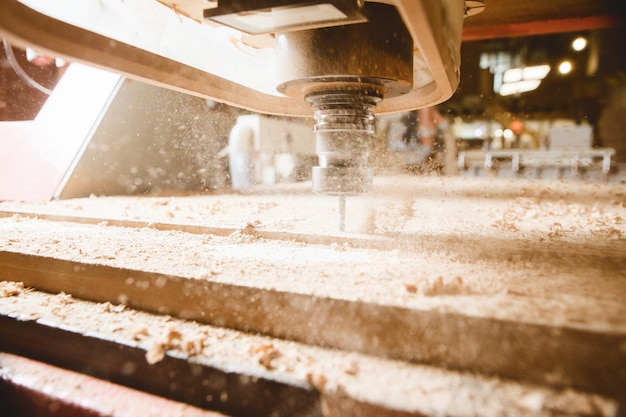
[0,315,320,417]
[1,250,625,402]
[1,209,624,271]
[0,287,620,416]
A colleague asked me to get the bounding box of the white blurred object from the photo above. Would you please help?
[228,115,315,188]
[549,121,593,151]
[228,122,256,189]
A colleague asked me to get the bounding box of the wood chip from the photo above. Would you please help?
[0,281,24,297]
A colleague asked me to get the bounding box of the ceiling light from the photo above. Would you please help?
[522,65,551,80]
[502,65,550,83]
[558,60,573,75]
[499,65,549,96]
[499,80,541,96]
[502,68,522,83]
[572,36,587,52]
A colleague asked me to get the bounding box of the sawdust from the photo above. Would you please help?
[0,176,624,331]
[403,276,469,296]
[419,275,467,296]
[146,325,183,364]
[102,301,126,313]
[145,324,212,364]
[132,326,150,341]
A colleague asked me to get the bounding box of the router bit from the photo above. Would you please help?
[306,88,380,231]
[275,3,414,231]
[339,195,346,232]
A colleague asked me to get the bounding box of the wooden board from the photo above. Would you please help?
[0,286,619,417]
[1,176,625,410]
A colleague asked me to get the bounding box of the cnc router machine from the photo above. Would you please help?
[0,1,625,416]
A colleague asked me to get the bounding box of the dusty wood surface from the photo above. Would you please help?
[2,249,625,401]
[0,286,619,417]
[1,176,625,408]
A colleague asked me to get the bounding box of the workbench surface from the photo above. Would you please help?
[1,176,625,415]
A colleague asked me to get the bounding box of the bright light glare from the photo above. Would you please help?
[572,37,587,51]
[474,128,484,138]
[503,129,514,140]
[558,60,573,75]
[503,65,550,83]
[522,65,550,80]
[494,128,503,137]
[503,68,523,83]
[499,80,541,96]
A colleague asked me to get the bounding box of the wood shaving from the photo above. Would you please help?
[344,361,359,376]
[417,276,467,296]
[306,372,329,390]
[182,332,208,356]
[146,325,183,364]
[403,283,418,293]
[0,281,24,297]
[133,327,150,341]
[102,302,126,313]
[251,343,282,370]
[54,292,73,305]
